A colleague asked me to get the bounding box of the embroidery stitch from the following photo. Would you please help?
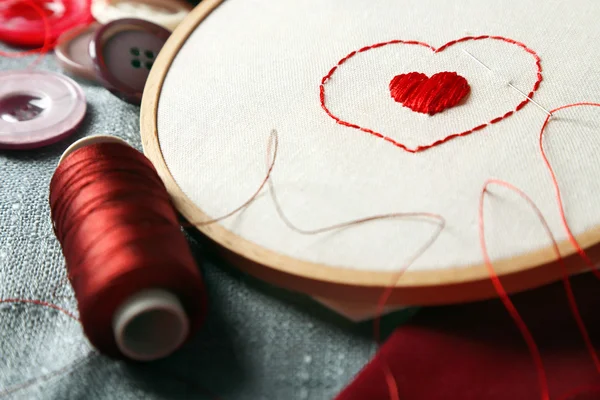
[320,36,543,153]
[389,71,470,115]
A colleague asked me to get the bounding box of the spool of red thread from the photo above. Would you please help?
[50,135,206,361]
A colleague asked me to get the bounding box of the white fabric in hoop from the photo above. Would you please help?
[157,0,600,272]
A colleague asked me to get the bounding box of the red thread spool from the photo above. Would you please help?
[50,136,206,361]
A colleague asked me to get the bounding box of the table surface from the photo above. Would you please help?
[0,48,396,400]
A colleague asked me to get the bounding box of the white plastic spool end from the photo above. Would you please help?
[112,288,190,361]
[58,134,131,165]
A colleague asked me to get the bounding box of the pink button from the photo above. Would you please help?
[0,71,86,150]
[90,18,170,105]
[55,22,101,81]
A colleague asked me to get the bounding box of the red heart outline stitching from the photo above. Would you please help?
[319,36,543,153]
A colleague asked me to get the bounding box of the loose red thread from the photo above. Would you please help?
[479,180,551,400]
[177,131,446,368]
[371,217,444,400]
[183,131,447,257]
[539,102,600,278]
[389,71,470,116]
[339,101,600,400]
[187,131,446,352]
[0,354,93,398]
[0,298,78,320]
[382,361,401,400]
[537,102,600,376]
[0,298,87,397]
[260,133,445,400]
[0,0,51,69]
[479,178,600,400]
[370,215,445,345]
[320,36,543,153]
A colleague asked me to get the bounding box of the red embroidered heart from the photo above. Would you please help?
[389,71,470,116]
[319,36,543,153]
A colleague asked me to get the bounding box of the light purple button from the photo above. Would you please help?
[90,18,171,105]
[0,71,86,150]
[55,23,101,82]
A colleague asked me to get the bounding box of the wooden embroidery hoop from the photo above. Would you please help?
[140,0,600,307]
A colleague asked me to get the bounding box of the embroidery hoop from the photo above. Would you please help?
[141,0,600,306]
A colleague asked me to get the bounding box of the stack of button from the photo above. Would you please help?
[0,0,191,148]
[54,17,171,104]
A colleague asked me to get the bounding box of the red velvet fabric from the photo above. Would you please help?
[336,274,600,400]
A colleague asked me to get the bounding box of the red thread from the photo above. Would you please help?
[538,102,600,374]
[371,215,445,345]
[49,142,207,359]
[0,0,51,69]
[320,36,543,153]
[389,71,470,115]
[0,298,87,396]
[205,131,445,350]
[181,131,447,262]
[258,132,446,400]
[479,178,600,400]
[0,353,92,397]
[352,102,600,400]
[479,180,551,400]
[371,214,445,400]
[0,298,78,320]
[382,360,400,400]
[539,102,600,278]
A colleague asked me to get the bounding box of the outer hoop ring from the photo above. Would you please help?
[140,0,598,305]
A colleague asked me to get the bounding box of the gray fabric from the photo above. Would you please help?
[0,46,415,400]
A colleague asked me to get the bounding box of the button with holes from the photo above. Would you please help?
[0,70,86,150]
[90,18,170,105]
[0,0,94,47]
[91,0,192,32]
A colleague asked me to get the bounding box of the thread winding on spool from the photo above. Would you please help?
[50,135,206,361]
